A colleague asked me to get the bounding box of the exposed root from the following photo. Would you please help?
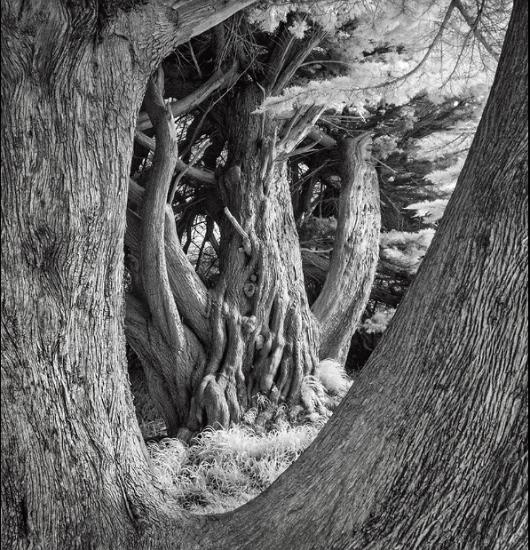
[191,283,325,432]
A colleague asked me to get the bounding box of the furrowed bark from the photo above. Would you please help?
[129,97,331,433]
[1,5,152,546]
[188,3,528,546]
[140,71,186,351]
[126,184,210,343]
[312,134,381,364]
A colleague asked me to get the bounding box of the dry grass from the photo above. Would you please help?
[147,422,321,514]
[132,357,352,514]
[317,358,353,397]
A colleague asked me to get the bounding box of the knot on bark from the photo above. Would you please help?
[242,315,257,333]
[243,281,256,297]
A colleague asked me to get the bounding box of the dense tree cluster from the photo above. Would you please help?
[1,0,526,548]
[125,0,504,433]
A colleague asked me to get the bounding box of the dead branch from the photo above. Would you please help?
[223,206,252,255]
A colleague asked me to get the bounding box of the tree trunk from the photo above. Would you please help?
[126,84,329,433]
[312,134,381,363]
[0,1,256,547]
[2,0,526,548]
[194,85,325,426]
[187,2,529,547]
[125,78,381,433]
[124,25,381,434]
[0,14,146,548]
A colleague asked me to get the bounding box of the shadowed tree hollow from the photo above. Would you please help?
[1,0,527,548]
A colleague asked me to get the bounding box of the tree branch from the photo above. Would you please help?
[126,181,210,344]
[266,21,326,95]
[136,63,239,131]
[453,0,500,60]
[366,1,457,90]
[134,130,216,185]
[107,0,258,69]
[140,69,186,349]
[306,126,337,149]
[273,27,327,95]
[312,135,381,363]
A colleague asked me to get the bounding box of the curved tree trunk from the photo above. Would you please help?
[312,134,381,363]
[0,1,257,547]
[2,1,526,549]
[185,3,529,547]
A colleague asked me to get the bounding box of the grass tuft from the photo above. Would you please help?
[317,358,352,397]
[147,423,320,513]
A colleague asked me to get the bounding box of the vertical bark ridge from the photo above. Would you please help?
[140,71,185,351]
[312,134,381,364]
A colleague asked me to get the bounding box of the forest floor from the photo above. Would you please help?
[145,421,321,513]
[130,364,348,513]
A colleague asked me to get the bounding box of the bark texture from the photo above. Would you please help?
[0,1,256,547]
[2,0,526,548]
[187,3,528,547]
[313,134,381,363]
[0,21,145,550]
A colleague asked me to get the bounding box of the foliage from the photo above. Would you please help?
[379,228,435,276]
[361,304,396,334]
[254,0,508,115]
[317,358,353,396]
